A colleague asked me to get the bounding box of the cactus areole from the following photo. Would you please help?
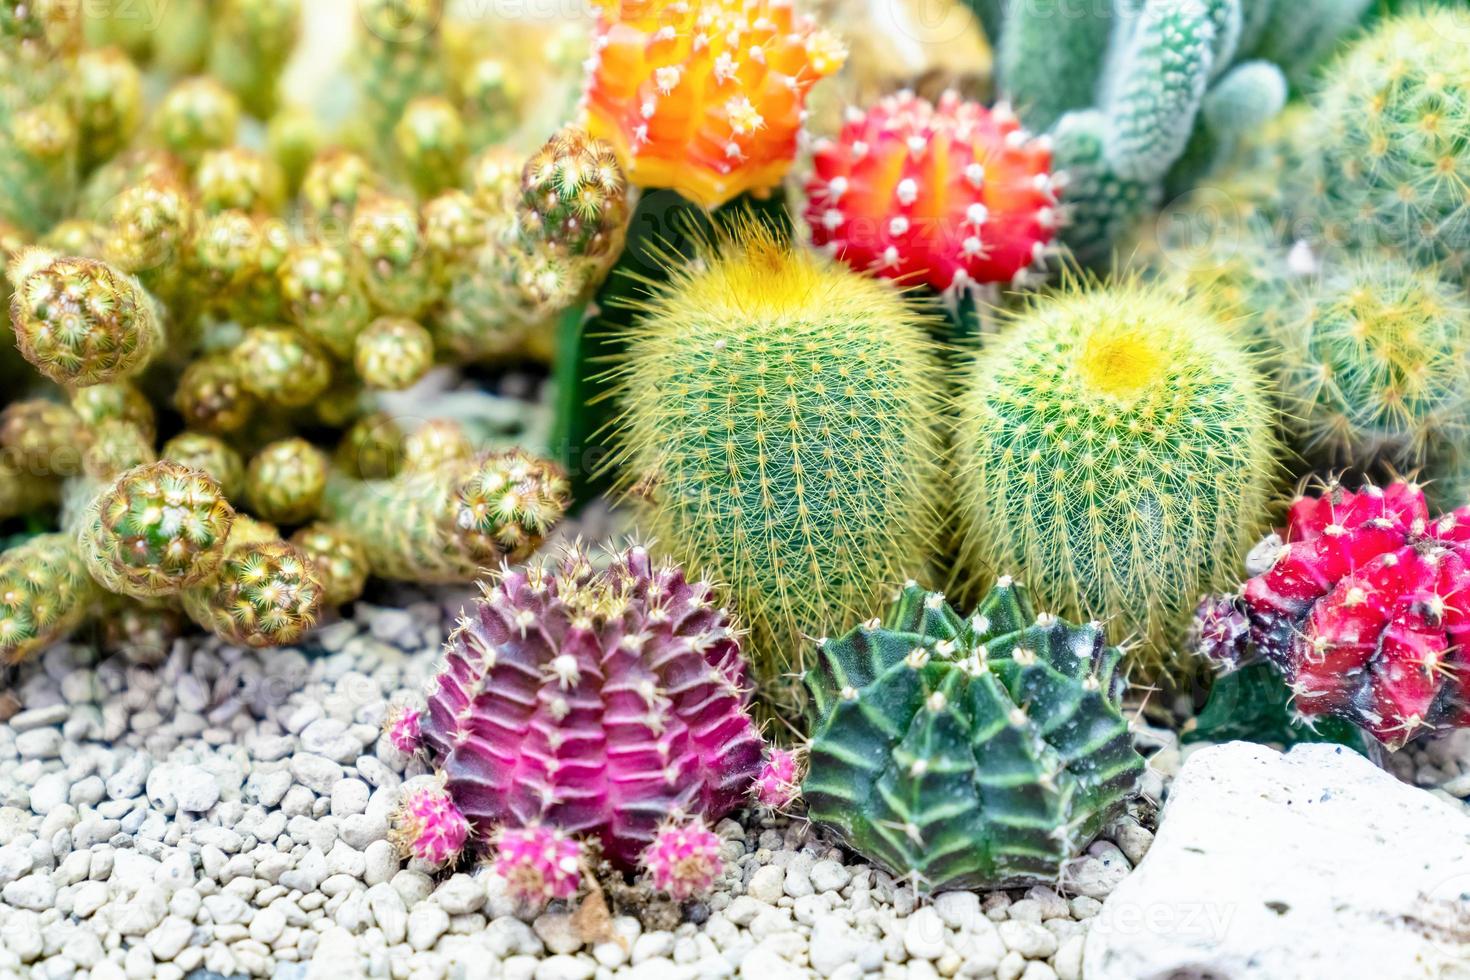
[803,580,1143,893]
[420,544,765,868]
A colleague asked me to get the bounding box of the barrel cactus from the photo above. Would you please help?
[954,279,1279,678]
[611,226,946,699]
[397,543,766,875]
[803,580,1144,892]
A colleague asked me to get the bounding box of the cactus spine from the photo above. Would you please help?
[955,279,1279,677]
[610,227,946,698]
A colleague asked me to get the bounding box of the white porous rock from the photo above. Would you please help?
[1085,742,1470,980]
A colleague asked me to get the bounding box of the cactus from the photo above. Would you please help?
[72,46,143,172]
[1275,256,1470,469]
[300,149,382,231]
[1299,8,1470,277]
[394,96,467,199]
[289,522,370,607]
[235,326,333,409]
[278,242,371,359]
[354,0,448,158]
[175,354,256,435]
[155,77,241,169]
[0,399,85,480]
[71,381,155,440]
[101,173,193,299]
[80,420,155,482]
[954,279,1279,677]
[206,0,301,119]
[1219,479,1470,748]
[333,412,405,482]
[160,433,246,500]
[580,0,846,208]
[804,91,1059,292]
[0,533,98,665]
[518,128,628,262]
[354,317,434,391]
[803,581,1144,893]
[193,148,285,217]
[492,825,582,905]
[348,194,439,319]
[1048,110,1162,267]
[78,460,236,599]
[245,438,328,526]
[390,780,470,866]
[752,748,802,810]
[642,819,724,901]
[323,448,569,583]
[8,250,161,386]
[611,226,947,695]
[180,516,322,648]
[411,543,766,868]
[382,702,424,757]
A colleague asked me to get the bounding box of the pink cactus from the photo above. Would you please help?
[384,704,423,756]
[1227,479,1470,748]
[752,747,802,809]
[420,543,766,868]
[492,825,583,906]
[389,783,470,866]
[642,818,723,901]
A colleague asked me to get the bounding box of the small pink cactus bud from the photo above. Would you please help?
[390,783,469,866]
[753,747,803,809]
[384,703,423,756]
[642,819,723,901]
[492,825,583,907]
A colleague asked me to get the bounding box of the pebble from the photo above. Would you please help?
[746,865,784,903]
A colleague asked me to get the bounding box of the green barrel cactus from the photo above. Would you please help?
[955,279,1279,679]
[610,226,946,700]
[1300,7,1470,278]
[803,580,1144,893]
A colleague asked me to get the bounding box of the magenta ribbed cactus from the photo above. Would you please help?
[642,819,723,900]
[389,783,470,866]
[420,542,766,869]
[384,704,424,756]
[492,826,583,907]
[753,748,802,810]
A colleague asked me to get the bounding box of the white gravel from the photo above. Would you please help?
[3,574,1374,980]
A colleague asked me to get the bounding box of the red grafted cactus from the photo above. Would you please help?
[752,747,801,809]
[420,543,765,869]
[805,91,1059,292]
[492,825,583,906]
[1227,480,1470,748]
[642,819,723,900]
[384,703,423,756]
[390,782,470,866]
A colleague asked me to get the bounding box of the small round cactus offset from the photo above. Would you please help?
[9,249,161,386]
[354,316,434,390]
[805,91,1059,291]
[493,826,584,906]
[289,523,369,607]
[245,438,328,526]
[0,534,98,665]
[382,703,424,757]
[181,519,323,648]
[752,748,803,810]
[79,460,236,599]
[803,581,1145,892]
[390,781,470,867]
[580,0,846,208]
[955,279,1279,678]
[518,127,628,260]
[235,326,333,409]
[411,543,766,869]
[642,820,724,901]
[1213,479,1470,749]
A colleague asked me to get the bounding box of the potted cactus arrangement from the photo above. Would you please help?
[1,0,1469,975]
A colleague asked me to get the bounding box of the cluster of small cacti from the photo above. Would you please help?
[385,543,769,904]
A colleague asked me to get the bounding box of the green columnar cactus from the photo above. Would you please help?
[458,56,522,149]
[193,148,285,216]
[803,581,1144,892]
[954,279,1279,679]
[235,326,333,408]
[323,448,569,583]
[0,533,98,665]
[174,354,256,434]
[610,227,946,696]
[354,0,447,156]
[1300,8,1470,277]
[8,249,161,386]
[161,433,246,499]
[1275,255,1470,469]
[300,149,382,231]
[101,174,193,300]
[207,0,301,119]
[278,242,371,359]
[245,438,328,525]
[354,316,434,390]
[979,0,1375,263]
[266,106,320,195]
[181,515,322,648]
[79,460,236,599]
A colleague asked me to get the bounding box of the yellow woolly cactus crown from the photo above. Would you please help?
[581,0,846,208]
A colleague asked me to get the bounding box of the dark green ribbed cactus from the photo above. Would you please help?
[802,580,1144,893]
